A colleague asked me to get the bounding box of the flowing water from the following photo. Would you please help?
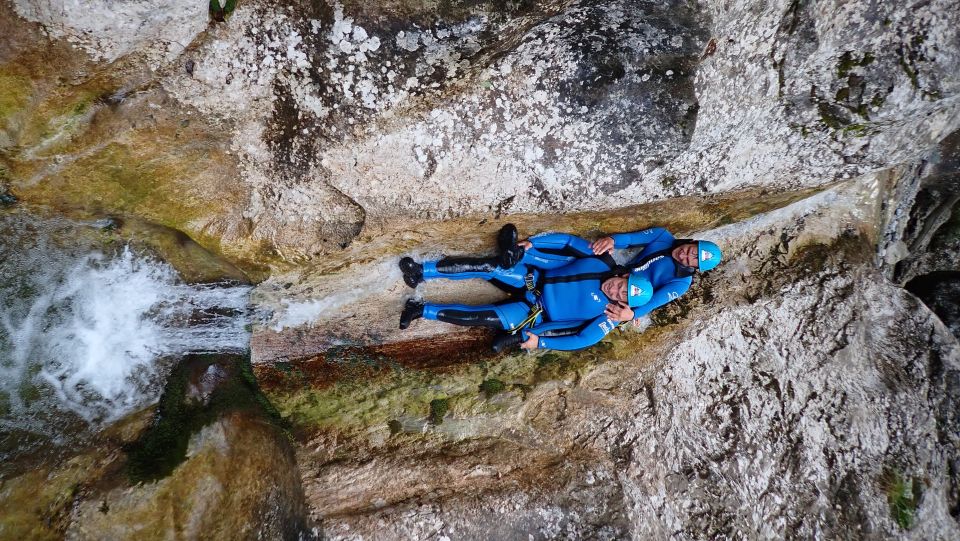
[0,210,252,463]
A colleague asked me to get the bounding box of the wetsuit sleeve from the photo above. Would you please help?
[527,315,617,351]
[527,232,594,257]
[631,278,691,318]
[610,227,673,250]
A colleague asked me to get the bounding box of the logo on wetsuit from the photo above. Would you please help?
[635,255,665,272]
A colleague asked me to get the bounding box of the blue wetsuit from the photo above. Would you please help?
[421,228,693,351]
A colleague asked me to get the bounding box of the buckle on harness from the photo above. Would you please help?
[524,272,537,292]
[509,271,544,335]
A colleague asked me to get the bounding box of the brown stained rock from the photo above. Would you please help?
[255,328,493,392]
[0,449,120,540]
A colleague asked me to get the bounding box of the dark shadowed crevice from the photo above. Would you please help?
[905,271,960,338]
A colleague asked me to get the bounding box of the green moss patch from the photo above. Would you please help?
[818,101,851,129]
[881,469,922,529]
[428,398,450,424]
[261,326,656,442]
[209,0,238,22]
[836,51,875,79]
[478,378,506,398]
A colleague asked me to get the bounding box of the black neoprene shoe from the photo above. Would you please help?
[496,224,522,268]
[399,299,424,330]
[399,257,423,288]
[497,223,518,251]
[500,245,524,269]
[492,331,525,353]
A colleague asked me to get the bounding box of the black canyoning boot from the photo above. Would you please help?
[399,257,423,288]
[399,299,424,329]
[492,331,526,353]
[497,223,523,268]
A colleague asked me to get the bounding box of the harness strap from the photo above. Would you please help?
[510,271,545,335]
[510,305,543,335]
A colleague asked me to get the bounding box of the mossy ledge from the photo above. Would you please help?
[254,325,666,444]
[125,353,285,483]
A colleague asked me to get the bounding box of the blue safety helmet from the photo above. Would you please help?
[627,273,653,308]
[698,240,722,271]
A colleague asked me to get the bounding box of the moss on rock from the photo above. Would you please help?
[125,353,285,483]
[0,452,111,540]
[428,398,450,424]
[479,378,506,398]
[0,73,31,123]
[882,469,922,529]
[256,326,657,443]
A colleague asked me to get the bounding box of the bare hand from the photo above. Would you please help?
[520,331,539,350]
[518,240,532,250]
[590,236,614,255]
[631,318,643,328]
[604,301,634,322]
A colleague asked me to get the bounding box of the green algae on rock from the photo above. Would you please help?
[478,378,506,398]
[882,468,923,530]
[125,353,285,483]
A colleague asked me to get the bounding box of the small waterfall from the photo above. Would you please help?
[0,212,251,447]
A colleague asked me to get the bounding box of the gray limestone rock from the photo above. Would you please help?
[2,0,960,539]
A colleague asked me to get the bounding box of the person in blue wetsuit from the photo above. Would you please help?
[398,224,722,352]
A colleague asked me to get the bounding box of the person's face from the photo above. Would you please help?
[601,275,628,303]
[672,243,699,268]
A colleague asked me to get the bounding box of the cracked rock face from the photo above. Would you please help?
[154,0,958,255]
[623,271,960,539]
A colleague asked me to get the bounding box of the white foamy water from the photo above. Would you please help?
[0,215,251,433]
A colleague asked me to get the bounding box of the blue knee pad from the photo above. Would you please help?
[494,301,541,331]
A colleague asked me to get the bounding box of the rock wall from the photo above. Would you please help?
[6,0,956,259]
[1,0,959,539]
[12,0,207,64]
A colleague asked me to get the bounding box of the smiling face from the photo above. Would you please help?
[672,242,699,268]
[601,275,628,303]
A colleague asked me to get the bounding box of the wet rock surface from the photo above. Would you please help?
[0,0,959,538]
[1,354,310,540]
